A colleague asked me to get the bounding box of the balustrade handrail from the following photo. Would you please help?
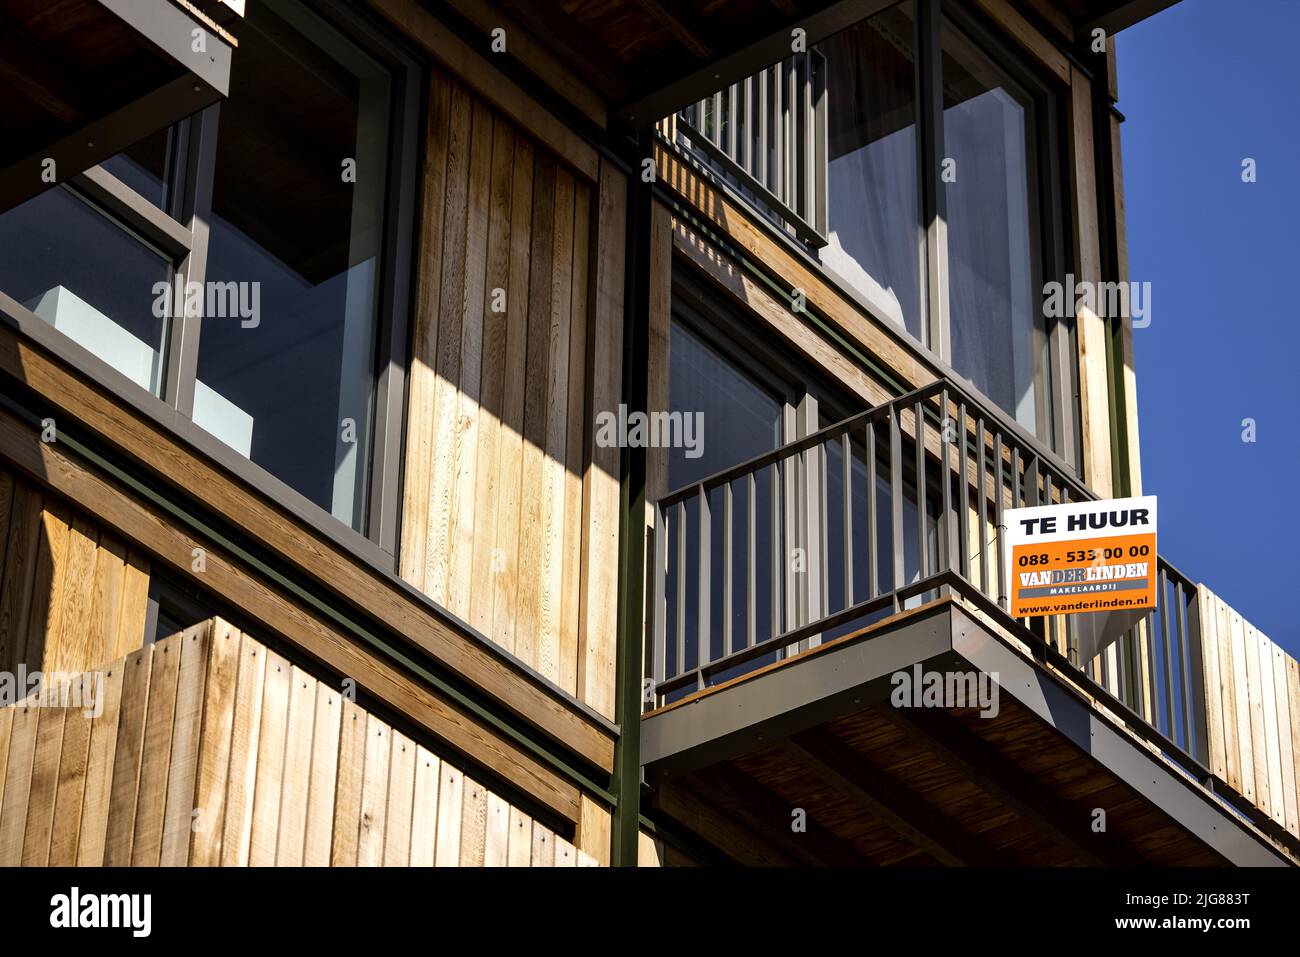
[647,372,1213,784]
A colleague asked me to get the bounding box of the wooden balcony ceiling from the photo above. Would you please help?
[489,0,841,111]
[657,699,1223,866]
[643,599,1293,867]
[482,0,1179,120]
[0,0,234,212]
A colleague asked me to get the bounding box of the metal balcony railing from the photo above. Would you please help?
[647,377,1211,773]
[664,49,828,249]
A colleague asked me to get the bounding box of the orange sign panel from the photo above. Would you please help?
[1003,496,1157,618]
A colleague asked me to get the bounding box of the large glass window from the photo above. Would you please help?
[194,0,394,530]
[0,0,416,550]
[668,321,784,489]
[789,0,1071,458]
[0,185,172,395]
[941,16,1047,437]
[819,1,926,342]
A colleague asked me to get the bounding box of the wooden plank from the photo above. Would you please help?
[408,746,440,866]
[398,72,451,592]
[1216,597,1242,793]
[116,548,151,657]
[248,648,291,865]
[514,156,557,672]
[0,484,41,674]
[0,708,11,844]
[20,705,64,865]
[23,500,72,671]
[468,114,516,637]
[424,77,474,608]
[1288,657,1300,840]
[1109,112,1142,496]
[1257,631,1286,826]
[973,0,1069,83]
[484,790,510,866]
[160,622,211,865]
[330,697,368,867]
[1242,623,1271,814]
[1197,589,1227,781]
[578,161,626,719]
[88,533,127,672]
[444,0,607,127]
[190,618,240,866]
[529,821,555,867]
[367,0,599,182]
[434,761,464,866]
[671,218,883,413]
[0,409,591,817]
[303,681,342,866]
[103,643,153,866]
[221,631,267,866]
[444,97,494,622]
[383,729,416,866]
[459,774,489,866]
[356,712,391,867]
[76,660,124,865]
[0,336,616,777]
[490,132,536,655]
[1271,641,1298,837]
[637,830,664,867]
[575,792,611,867]
[559,179,590,697]
[1068,65,1112,496]
[48,514,98,672]
[537,165,576,686]
[553,835,577,867]
[275,665,317,865]
[657,150,933,396]
[48,678,94,865]
[0,703,36,865]
[132,631,182,865]
[507,805,532,866]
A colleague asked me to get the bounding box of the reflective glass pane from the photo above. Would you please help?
[668,321,783,490]
[0,185,171,395]
[101,127,171,208]
[941,18,1046,436]
[194,0,392,532]
[818,1,925,341]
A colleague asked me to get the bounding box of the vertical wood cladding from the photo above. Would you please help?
[0,466,150,678]
[0,620,597,866]
[400,66,621,718]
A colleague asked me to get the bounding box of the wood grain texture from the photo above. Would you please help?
[396,68,616,713]
[76,662,123,866]
[103,644,153,866]
[190,619,240,866]
[383,730,416,866]
[0,617,606,869]
[131,632,181,866]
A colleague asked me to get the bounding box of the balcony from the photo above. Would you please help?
[642,375,1299,864]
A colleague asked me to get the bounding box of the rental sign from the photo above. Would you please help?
[1003,495,1157,618]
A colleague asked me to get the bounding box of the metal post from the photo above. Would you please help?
[612,131,653,868]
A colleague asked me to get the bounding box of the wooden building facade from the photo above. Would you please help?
[0,0,1294,867]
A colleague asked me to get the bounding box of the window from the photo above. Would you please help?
[0,0,419,556]
[807,0,1075,460]
[660,284,944,694]
[941,14,1049,439]
[820,2,926,343]
[194,0,396,530]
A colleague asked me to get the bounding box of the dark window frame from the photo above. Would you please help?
[801,0,1079,468]
[0,0,422,569]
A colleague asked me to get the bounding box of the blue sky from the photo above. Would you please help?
[1118,0,1300,656]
